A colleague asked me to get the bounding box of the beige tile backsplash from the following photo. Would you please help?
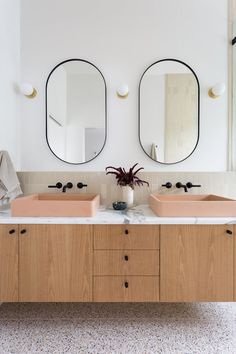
[17,171,236,206]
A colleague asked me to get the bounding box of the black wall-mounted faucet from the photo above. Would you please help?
[48,182,62,189]
[62,182,73,193]
[186,182,201,189]
[176,182,188,193]
[77,182,88,189]
[176,181,202,193]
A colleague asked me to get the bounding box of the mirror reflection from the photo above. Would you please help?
[46,59,106,164]
[232,22,236,170]
[139,59,199,164]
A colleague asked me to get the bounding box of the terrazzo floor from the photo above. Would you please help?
[0,302,235,354]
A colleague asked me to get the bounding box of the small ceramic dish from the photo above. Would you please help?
[112,201,127,210]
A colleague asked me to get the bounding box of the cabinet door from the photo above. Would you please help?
[160,225,233,302]
[0,224,18,302]
[19,224,93,302]
[234,226,236,301]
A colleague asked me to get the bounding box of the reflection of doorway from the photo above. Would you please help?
[85,128,104,161]
[164,73,197,162]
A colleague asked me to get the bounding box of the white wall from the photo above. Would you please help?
[0,0,20,168]
[20,0,228,171]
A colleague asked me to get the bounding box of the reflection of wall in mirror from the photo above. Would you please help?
[66,74,105,162]
[47,67,105,163]
[85,128,105,161]
[140,75,165,161]
[47,65,67,160]
[232,20,236,170]
[164,74,198,162]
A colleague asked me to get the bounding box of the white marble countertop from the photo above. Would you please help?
[0,204,235,225]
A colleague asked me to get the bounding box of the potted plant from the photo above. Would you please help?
[105,163,149,206]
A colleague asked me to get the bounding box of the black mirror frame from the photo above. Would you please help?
[138,58,200,165]
[45,58,107,165]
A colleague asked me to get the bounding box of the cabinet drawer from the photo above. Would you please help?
[94,276,160,302]
[94,250,159,275]
[94,225,159,250]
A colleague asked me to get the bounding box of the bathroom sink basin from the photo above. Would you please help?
[11,193,100,217]
[149,194,236,217]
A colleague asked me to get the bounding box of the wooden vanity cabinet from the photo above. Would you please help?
[0,223,235,303]
[0,225,18,302]
[160,225,234,302]
[19,224,93,302]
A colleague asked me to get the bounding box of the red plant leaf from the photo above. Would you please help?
[106,171,120,177]
[105,163,149,188]
[133,167,144,176]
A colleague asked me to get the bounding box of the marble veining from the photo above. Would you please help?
[0,204,236,225]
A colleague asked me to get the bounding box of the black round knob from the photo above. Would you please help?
[125,229,129,235]
[9,229,15,235]
[226,229,233,235]
[67,182,73,189]
[124,281,129,288]
[20,229,27,234]
[162,182,172,189]
[124,255,129,261]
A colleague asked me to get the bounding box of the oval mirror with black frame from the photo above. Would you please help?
[46,59,107,164]
[139,59,200,164]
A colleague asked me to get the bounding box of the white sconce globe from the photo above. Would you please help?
[20,83,37,98]
[209,83,226,99]
[116,84,129,98]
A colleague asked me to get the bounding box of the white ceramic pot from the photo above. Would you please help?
[122,186,134,207]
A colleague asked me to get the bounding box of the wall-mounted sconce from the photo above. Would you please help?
[116,84,129,98]
[20,82,37,99]
[208,83,226,99]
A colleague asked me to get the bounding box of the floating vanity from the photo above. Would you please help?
[0,205,235,303]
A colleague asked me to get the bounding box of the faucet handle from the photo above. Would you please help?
[162,182,172,189]
[48,182,62,189]
[77,182,88,189]
[186,182,201,189]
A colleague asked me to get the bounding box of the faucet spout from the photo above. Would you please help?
[176,182,188,193]
[62,182,73,193]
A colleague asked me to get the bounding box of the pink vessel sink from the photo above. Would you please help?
[11,193,100,217]
[149,194,236,217]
